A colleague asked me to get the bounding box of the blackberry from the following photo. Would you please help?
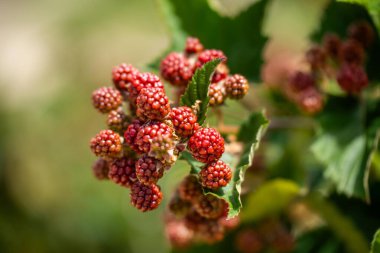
[197,49,227,66]
[92,87,122,113]
[136,155,165,185]
[194,194,226,219]
[107,109,129,133]
[160,52,193,86]
[149,133,177,164]
[169,192,192,217]
[170,106,199,138]
[224,74,249,99]
[297,88,324,114]
[235,229,263,253]
[212,63,229,83]
[337,63,368,94]
[185,37,204,55]
[305,46,326,70]
[339,39,365,65]
[348,21,374,48]
[90,130,122,158]
[136,87,171,120]
[123,119,144,153]
[322,33,341,59]
[185,211,225,244]
[288,71,315,92]
[135,121,173,154]
[200,160,232,189]
[178,175,203,202]
[208,83,225,106]
[128,72,164,103]
[92,158,110,180]
[187,127,225,163]
[130,182,163,212]
[112,63,139,91]
[108,157,137,188]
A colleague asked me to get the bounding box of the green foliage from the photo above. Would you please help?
[181,112,269,218]
[241,179,300,222]
[180,58,223,125]
[371,229,380,253]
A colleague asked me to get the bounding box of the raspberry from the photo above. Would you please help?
[108,157,137,188]
[297,88,324,114]
[112,63,139,91]
[197,49,227,66]
[194,194,226,219]
[160,52,194,86]
[187,127,225,163]
[107,109,129,133]
[288,71,315,92]
[322,33,341,59]
[224,74,249,99]
[136,87,171,120]
[92,158,110,180]
[348,21,374,48]
[339,39,365,65]
[165,220,194,249]
[130,182,163,212]
[208,83,225,106]
[92,87,122,113]
[235,229,263,253]
[123,119,144,153]
[90,130,122,158]
[337,63,368,94]
[200,160,232,189]
[178,175,203,202]
[169,192,192,217]
[170,106,199,138]
[128,72,164,102]
[135,155,165,185]
[185,37,204,54]
[135,121,173,153]
[305,46,326,70]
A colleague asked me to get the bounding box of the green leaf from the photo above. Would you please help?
[158,0,269,81]
[180,112,269,218]
[180,58,222,125]
[371,229,380,253]
[241,179,300,222]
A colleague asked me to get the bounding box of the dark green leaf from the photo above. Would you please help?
[371,229,380,253]
[180,58,222,125]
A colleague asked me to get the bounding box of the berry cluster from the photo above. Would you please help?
[89,37,233,213]
[160,37,249,106]
[286,21,372,114]
[165,175,239,246]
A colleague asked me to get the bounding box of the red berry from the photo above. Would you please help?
[108,157,137,188]
[135,121,173,154]
[136,87,171,120]
[169,192,192,217]
[92,87,122,113]
[337,63,368,94]
[90,130,122,158]
[200,160,232,189]
[212,63,229,83]
[235,229,263,253]
[288,71,315,92]
[92,158,110,180]
[128,72,164,103]
[130,182,163,212]
[194,194,226,219]
[178,175,203,202]
[170,106,199,138]
[339,39,365,65]
[220,215,240,230]
[188,127,224,163]
[165,220,194,249]
[224,74,249,99]
[185,37,204,54]
[197,49,227,66]
[112,63,139,91]
[297,88,324,114]
[124,119,144,153]
[160,52,194,86]
[305,46,326,70]
[208,83,225,106]
[107,109,129,133]
[348,21,374,48]
[322,33,341,59]
[136,155,165,185]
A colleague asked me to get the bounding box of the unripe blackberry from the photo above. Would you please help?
[224,74,249,99]
[188,127,225,163]
[108,157,137,188]
[200,160,232,189]
[322,33,341,59]
[178,175,203,202]
[170,106,199,138]
[92,87,122,113]
[112,63,139,91]
[136,155,165,185]
[136,87,171,120]
[194,194,226,219]
[348,21,374,48]
[107,109,129,133]
[288,71,315,92]
[124,119,144,153]
[305,46,326,70]
[169,192,192,217]
[186,212,225,244]
[149,133,177,164]
[92,158,110,180]
[128,72,164,102]
[197,49,227,66]
[297,88,324,114]
[160,52,193,86]
[339,39,365,65]
[130,182,163,212]
[165,220,194,249]
[135,121,173,154]
[90,130,122,158]
[235,229,263,253]
[212,63,229,83]
[185,37,204,55]
[337,63,368,94]
[208,83,225,106]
